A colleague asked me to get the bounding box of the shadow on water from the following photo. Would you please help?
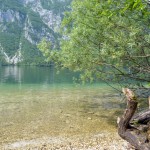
[104,97,149,126]
[79,93,127,127]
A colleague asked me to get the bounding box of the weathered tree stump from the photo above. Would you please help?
[118,88,150,150]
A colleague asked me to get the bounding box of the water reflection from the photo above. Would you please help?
[0,66,22,83]
[0,66,79,85]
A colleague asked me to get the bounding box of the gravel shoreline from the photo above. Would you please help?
[2,132,134,150]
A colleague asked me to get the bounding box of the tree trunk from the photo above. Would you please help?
[118,88,150,150]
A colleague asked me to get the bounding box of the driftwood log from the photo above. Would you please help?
[118,88,150,150]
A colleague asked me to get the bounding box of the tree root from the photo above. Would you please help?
[118,88,150,150]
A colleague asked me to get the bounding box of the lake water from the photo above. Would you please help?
[0,66,125,148]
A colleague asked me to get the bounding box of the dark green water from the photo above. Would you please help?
[0,66,79,85]
[0,66,124,146]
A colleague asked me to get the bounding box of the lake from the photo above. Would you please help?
[0,66,125,149]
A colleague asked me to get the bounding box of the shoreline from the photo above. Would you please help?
[2,132,131,150]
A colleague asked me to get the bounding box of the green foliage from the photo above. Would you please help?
[5,22,22,34]
[20,37,45,65]
[37,38,61,65]
[0,0,26,14]
[27,10,44,32]
[40,0,150,85]
[0,32,20,56]
[0,54,7,65]
[123,0,148,12]
[40,0,72,14]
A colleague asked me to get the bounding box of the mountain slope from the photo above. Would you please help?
[0,0,71,65]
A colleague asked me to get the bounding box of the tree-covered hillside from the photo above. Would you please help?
[0,0,72,65]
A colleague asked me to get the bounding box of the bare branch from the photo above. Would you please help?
[131,55,150,58]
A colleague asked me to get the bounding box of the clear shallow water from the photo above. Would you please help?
[0,66,124,146]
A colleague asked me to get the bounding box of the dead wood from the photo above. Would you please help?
[118,88,150,150]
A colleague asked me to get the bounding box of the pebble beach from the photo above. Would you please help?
[2,132,133,150]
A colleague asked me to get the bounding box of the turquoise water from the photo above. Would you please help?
[0,66,124,145]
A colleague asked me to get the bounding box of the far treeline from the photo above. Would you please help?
[38,0,150,87]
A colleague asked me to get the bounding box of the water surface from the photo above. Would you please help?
[0,66,124,146]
